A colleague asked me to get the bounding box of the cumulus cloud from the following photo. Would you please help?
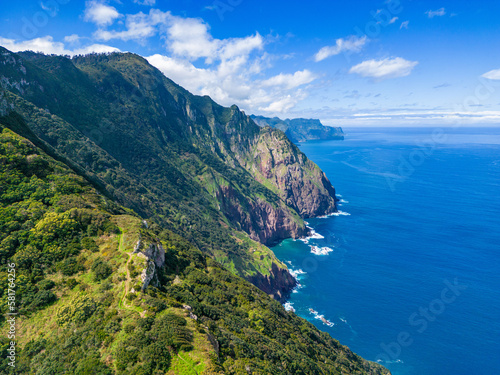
[0,36,120,56]
[314,36,368,62]
[260,70,317,89]
[64,34,82,44]
[84,1,121,26]
[481,69,500,80]
[94,9,170,41]
[426,8,446,18]
[349,57,418,80]
[147,53,314,113]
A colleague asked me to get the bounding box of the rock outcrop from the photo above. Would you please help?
[248,262,298,302]
[138,243,165,290]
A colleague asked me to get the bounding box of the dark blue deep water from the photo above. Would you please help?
[272,127,500,375]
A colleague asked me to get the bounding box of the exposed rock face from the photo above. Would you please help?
[245,126,338,218]
[248,263,298,302]
[216,184,308,246]
[139,243,165,290]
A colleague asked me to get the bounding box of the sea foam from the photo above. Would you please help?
[310,246,334,255]
[318,210,351,218]
[284,302,295,312]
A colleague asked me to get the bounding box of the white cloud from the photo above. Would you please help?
[74,44,120,55]
[94,9,170,41]
[165,15,220,61]
[349,57,418,80]
[0,36,119,56]
[400,20,410,29]
[64,34,83,44]
[314,35,368,62]
[481,69,500,80]
[426,8,446,18]
[147,53,315,114]
[261,70,317,89]
[304,107,500,127]
[84,1,121,26]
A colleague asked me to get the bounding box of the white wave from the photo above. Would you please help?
[306,226,325,239]
[289,268,306,278]
[331,210,351,216]
[317,210,351,218]
[339,199,349,204]
[309,309,335,327]
[336,194,343,198]
[377,359,404,364]
[310,246,334,255]
[284,302,295,312]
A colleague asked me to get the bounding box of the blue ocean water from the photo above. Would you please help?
[272,127,500,375]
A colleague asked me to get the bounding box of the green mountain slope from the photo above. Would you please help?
[251,115,344,143]
[0,118,389,374]
[0,47,339,298]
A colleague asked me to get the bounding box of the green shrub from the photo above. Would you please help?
[56,294,96,326]
[91,258,112,281]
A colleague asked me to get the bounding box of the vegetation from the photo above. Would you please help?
[0,111,387,375]
[0,47,389,374]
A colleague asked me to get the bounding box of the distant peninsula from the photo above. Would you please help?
[251,115,344,143]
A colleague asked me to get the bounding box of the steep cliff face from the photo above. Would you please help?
[216,184,307,245]
[243,126,338,218]
[248,262,298,302]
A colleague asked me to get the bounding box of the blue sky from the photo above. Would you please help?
[1,0,500,126]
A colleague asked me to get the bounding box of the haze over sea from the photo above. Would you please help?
[273,127,500,375]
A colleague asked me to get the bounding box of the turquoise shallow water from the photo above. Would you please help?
[272,127,500,375]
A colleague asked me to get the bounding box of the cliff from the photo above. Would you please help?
[251,114,344,143]
[0,46,336,298]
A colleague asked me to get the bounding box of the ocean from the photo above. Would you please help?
[272,127,500,375]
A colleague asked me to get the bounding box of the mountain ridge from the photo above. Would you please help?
[250,115,344,143]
